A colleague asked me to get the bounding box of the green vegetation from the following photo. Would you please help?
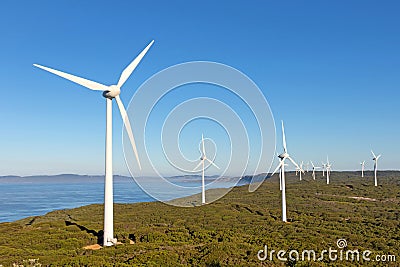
[0,171,399,266]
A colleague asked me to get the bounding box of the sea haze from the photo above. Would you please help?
[0,174,248,223]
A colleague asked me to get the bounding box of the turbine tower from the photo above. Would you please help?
[371,150,381,187]
[360,161,365,177]
[310,161,320,180]
[193,134,219,204]
[278,160,288,191]
[270,121,300,222]
[33,41,154,246]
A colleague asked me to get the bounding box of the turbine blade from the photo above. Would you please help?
[206,158,220,169]
[281,121,287,153]
[202,134,206,155]
[115,95,141,169]
[377,155,381,160]
[288,156,300,170]
[371,150,376,158]
[33,64,108,91]
[193,160,203,171]
[117,40,154,88]
[311,161,315,168]
[271,161,283,176]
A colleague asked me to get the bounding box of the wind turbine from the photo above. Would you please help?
[270,121,300,222]
[33,40,154,246]
[193,134,220,205]
[360,161,365,177]
[321,162,326,177]
[310,161,320,180]
[326,156,332,184]
[295,161,305,181]
[371,150,381,186]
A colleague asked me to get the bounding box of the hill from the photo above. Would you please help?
[0,171,399,266]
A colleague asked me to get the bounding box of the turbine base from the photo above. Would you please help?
[104,237,118,247]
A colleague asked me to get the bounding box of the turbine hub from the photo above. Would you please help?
[102,85,121,99]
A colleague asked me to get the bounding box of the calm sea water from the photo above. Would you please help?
[0,175,244,223]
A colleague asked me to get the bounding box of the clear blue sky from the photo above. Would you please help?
[0,1,399,176]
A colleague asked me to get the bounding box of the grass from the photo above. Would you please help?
[0,171,399,266]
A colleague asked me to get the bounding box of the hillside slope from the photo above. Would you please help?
[0,172,399,266]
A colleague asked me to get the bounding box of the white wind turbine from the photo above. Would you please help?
[295,161,305,181]
[33,40,154,246]
[360,161,365,178]
[193,134,220,205]
[326,156,332,184]
[371,150,382,186]
[310,161,320,180]
[270,121,300,222]
[321,162,326,177]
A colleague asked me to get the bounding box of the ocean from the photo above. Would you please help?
[0,175,245,223]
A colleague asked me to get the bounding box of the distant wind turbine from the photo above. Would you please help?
[371,150,382,187]
[33,40,154,246]
[360,161,365,178]
[193,134,220,204]
[326,156,332,184]
[270,121,300,222]
[321,162,326,177]
[295,161,305,181]
[310,161,320,180]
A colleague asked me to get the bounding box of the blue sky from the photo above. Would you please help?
[0,1,399,176]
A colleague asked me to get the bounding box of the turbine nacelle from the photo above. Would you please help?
[278,152,289,159]
[102,85,121,99]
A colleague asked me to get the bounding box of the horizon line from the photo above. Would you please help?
[1,169,400,178]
